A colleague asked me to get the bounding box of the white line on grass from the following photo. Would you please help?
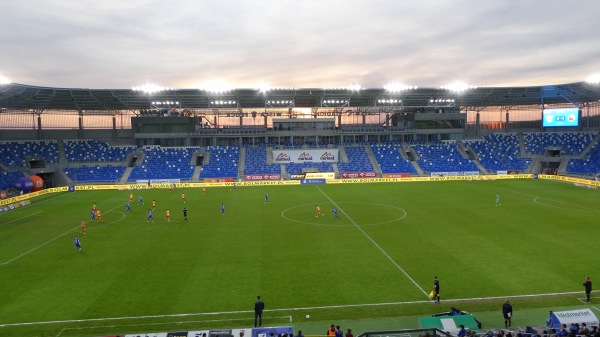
[0,202,126,265]
[576,297,600,312]
[55,316,293,337]
[0,211,43,228]
[502,188,600,212]
[0,291,583,329]
[315,185,429,298]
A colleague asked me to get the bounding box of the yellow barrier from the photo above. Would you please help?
[3,173,594,206]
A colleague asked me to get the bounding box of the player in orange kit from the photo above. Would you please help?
[81,220,86,234]
[96,209,103,222]
[166,209,171,222]
[315,205,324,217]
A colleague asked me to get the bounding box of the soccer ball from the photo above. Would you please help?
[305,314,310,319]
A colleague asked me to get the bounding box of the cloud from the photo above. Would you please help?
[1,0,600,89]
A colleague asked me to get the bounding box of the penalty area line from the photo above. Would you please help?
[0,291,582,328]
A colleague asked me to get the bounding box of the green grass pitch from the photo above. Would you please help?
[0,178,598,336]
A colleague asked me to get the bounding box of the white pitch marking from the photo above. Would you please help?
[315,185,429,298]
[0,211,43,228]
[1,202,126,265]
[0,291,584,328]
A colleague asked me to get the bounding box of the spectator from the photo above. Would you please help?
[327,324,336,336]
[297,330,304,337]
[457,325,466,337]
[335,326,343,337]
[346,328,353,337]
[580,323,590,335]
[558,324,569,337]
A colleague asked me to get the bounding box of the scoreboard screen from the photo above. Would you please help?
[542,108,579,127]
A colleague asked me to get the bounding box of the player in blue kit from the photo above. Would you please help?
[90,208,96,221]
[221,203,225,215]
[138,195,144,206]
[332,207,340,219]
[264,194,269,204]
[147,209,154,222]
[126,201,132,213]
[74,236,81,252]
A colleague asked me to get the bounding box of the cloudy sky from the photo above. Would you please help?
[1,0,599,89]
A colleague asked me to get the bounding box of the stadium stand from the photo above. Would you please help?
[63,139,136,162]
[199,146,239,178]
[0,140,59,167]
[128,146,199,181]
[524,131,597,155]
[412,142,479,173]
[465,133,531,172]
[243,145,281,175]
[337,146,375,173]
[566,140,600,175]
[371,143,418,174]
[64,164,127,182]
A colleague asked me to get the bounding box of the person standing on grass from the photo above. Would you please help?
[502,299,513,327]
[433,276,440,303]
[147,208,154,222]
[254,295,265,327]
[332,207,340,219]
[74,236,81,252]
[495,194,501,206]
[583,276,592,303]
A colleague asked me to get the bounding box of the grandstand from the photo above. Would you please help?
[1,80,600,336]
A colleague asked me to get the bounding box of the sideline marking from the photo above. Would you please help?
[0,211,43,228]
[315,186,428,298]
[281,202,407,227]
[56,316,293,337]
[0,202,126,265]
[0,291,583,329]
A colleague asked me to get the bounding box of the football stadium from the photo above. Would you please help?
[1,76,599,337]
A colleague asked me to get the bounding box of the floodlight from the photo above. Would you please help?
[441,81,477,93]
[258,83,271,93]
[0,75,11,85]
[585,73,600,84]
[132,83,172,94]
[200,82,234,93]
[384,82,416,92]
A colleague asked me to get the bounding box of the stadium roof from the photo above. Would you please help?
[1,82,599,113]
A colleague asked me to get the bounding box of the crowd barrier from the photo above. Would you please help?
[2,174,599,208]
